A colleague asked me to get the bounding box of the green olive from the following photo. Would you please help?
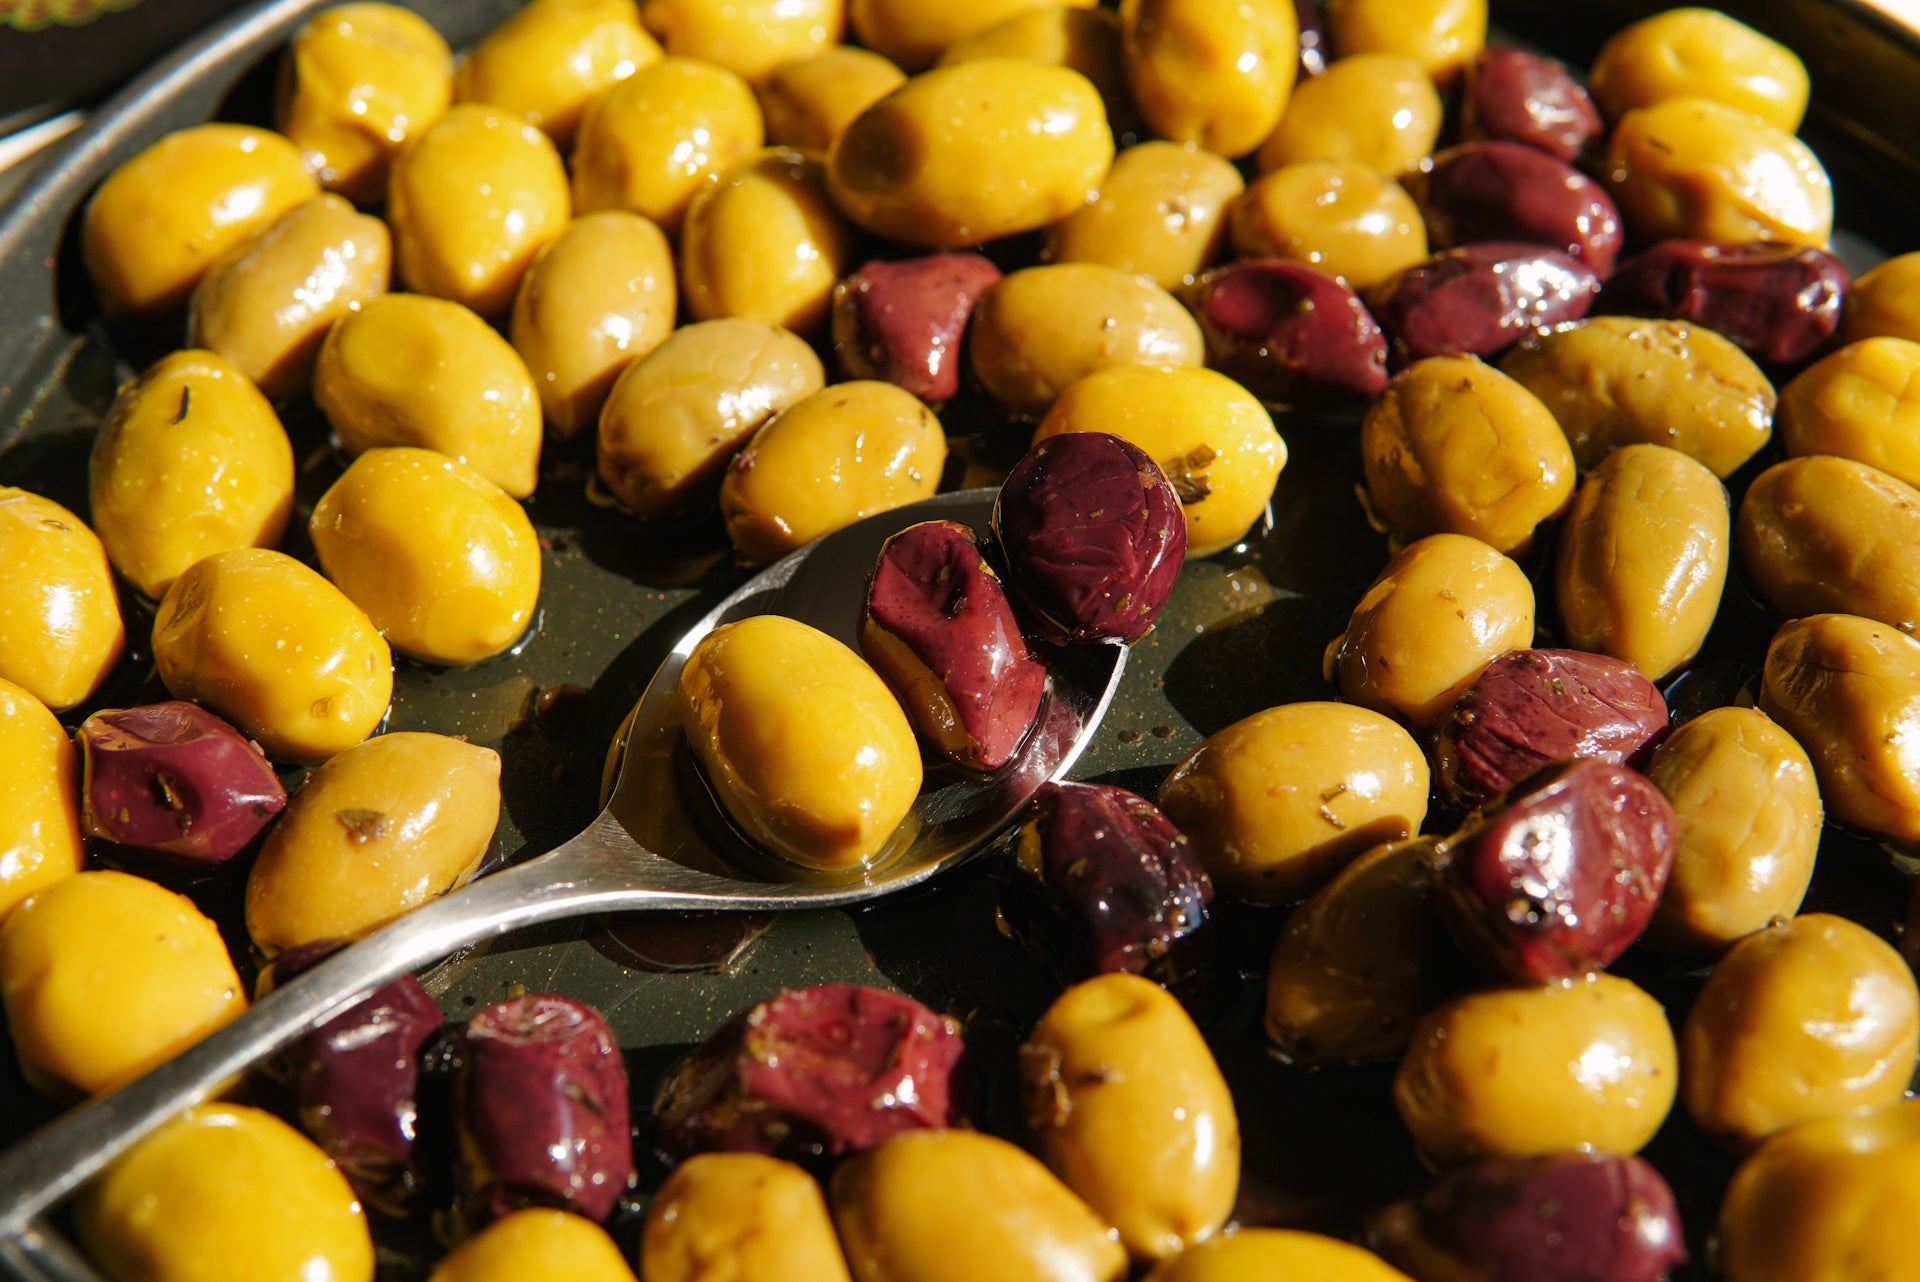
[187,195,391,400]
[719,380,945,563]
[245,732,501,955]
[1024,972,1238,1260]
[1555,443,1729,681]
[0,679,82,924]
[1143,1230,1414,1282]
[1841,255,1920,346]
[642,1153,852,1282]
[759,46,905,153]
[596,317,824,518]
[315,292,543,498]
[848,0,1096,72]
[1118,0,1297,160]
[1393,973,1678,1165]
[152,548,393,764]
[0,870,244,1099]
[1359,354,1575,557]
[1738,454,1920,634]
[510,210,677,439]
[454,0,663,149]
[0,488,126,712]
[641,0,843,84]
[430,1211,636,1282]
[1045,141,1245,291]
[1778,337,1920,488]
[1323,0,1485,87]
[680,147,856,335]
[829,1129,1127,1282]
[936,7,1130,134]
[1499,315,1776,477]
[1231,161,1428,291]
[1257,54,1442,175]
[1643,706,1821,958]
[1589,7,1809,132]
[968,263,1203,419]
[1329,533,1535,732]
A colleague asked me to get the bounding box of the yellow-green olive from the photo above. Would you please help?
[1498,316,1776,477]
[0,488,126,712]
[678,615,922,870]
[454,0,662,148]
[1231,161,1428,290]
[1778,337,1920,487]
[1257,54,1442,175]
[0,680,81,924]
[641,0,843,84]
[848,0,1095,72]
[1360,354,1575,557]
[1555,443,1729,681]
[90,350,294,601]
[276,3,455,204]
[1045,141,1244,291]
[642,1153,852,1282]
[1034,364,1287,559]
[1158,701,1428,904]
[571,56,765,235]
[387,103,572,318]
[1118,0,1297,160]
[82,123,319,318]
[830,1129,1127,1282]
[1024,973,1238,1260]
[1759,613,1920,847]
[827,60,1112,247]
[152,548,393,764]
[187,195,392,400]
[1143,1229,1414,1282]
[1393,973,1678,1165]
[430,1210,637,1282]
[1683,914,1919,1148]
[759,46,905,152]
[76,1103,373,1282]
[1643,707,1821,958]
[968,263,1204,419]
[936,7,1130,132]
[310,448,541,665]
[0,870,244,1099]
[1738,454,1920,634]
[245,732,500,955]
[597,317,824,517]
[1323,0,1486,87]
[510,210,677,439]
[1604,96,1833,249]
[1329,533,1535,731]
[681,147,855,335]
[315,292,542,498]
[1841,253,1920,346]
[1717,1097,1920,1282]
[1588,7,1809,132]
[719,380,945,562]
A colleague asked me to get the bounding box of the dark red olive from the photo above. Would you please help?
[1408,142,1623,275]
[457,993,633,1224]
[1182,258,1389,408]
[1436,759,1677,981]
[1431,648,1669,812]
[830,253,1004,404]
[78,701,287,871]
[651,983,969,1163]
[1460,45,1605,166]
[1295,0,1328,77]
[1369,1151,1687,1282]
[1600,240,1848,367]
[861,520,1048,772]
[266,940,445,1216]
[993,432,1186,645]
[1369,244,1601,366]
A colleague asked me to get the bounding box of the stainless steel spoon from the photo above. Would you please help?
[0,487,1126,1229]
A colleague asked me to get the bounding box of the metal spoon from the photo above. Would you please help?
[0,487,1126,1229]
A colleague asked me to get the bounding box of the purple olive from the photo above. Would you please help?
[79,701,287,871]
[1182,259,1389,408]
[993,432,1186,645]
[1431,648,1670,812]
[830,253,1004,404]
[1295,0,1328,78]
[1436,759,1677,981]
[652,983,968,1163]
[266,940,444,1215]
[1369,1151,1686,1282]
[1460,45,1605,166]
[1370,244,1601,366]
[1601,240,1848,367]
[1408,142,1624,276]
[457,993,633,1224]
[861,520,1048,772]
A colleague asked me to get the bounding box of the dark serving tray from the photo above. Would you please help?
[0,1,1917,1277]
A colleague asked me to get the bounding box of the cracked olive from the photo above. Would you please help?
[1738,454,1920,634]
[1368,244,1601,365]
[831,254,1002,406]
[430,1211,635,1282]
[1778,337,1920,488]
[1258,54,1441,176]
[1232,161,1427,291]
[642,1153,852,1282]
[681,147,855,335]
[1119,0,1297,160]
[1600,240,1847,369]
[453,0,661,148]
[759,46,904,152]
[0,680,82,923]
[1182,258,1389,409]
[0,488,126,712]
[1047,141,1244,292]
[1589,7,1808,132]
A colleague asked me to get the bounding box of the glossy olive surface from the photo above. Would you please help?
[1600,240,1847,368]
[455,0,660,148]
[641,1153,852,1282]
[0,679,82,922]
[0,487,126,711]
[428,1210,636,1282]
[1738,453,1920,635]
[1183,259,1389,409]
[1776,336,1920,487]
